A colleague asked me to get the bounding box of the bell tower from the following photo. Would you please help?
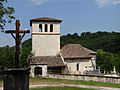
[30,17,62,56]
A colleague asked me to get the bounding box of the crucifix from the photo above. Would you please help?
[5,20,30,68]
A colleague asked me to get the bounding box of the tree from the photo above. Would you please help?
[96,49,113,73]
[0,0,15,31]
[0,45,15,69]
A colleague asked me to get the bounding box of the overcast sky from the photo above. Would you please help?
[0,0,120,47]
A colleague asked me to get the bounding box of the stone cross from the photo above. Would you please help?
[5,20,30,68]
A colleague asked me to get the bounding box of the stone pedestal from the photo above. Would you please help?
[4,68,30,90]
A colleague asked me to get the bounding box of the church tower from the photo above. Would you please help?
[30,17,62,56]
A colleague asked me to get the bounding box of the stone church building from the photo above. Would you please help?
[29,17,97,77]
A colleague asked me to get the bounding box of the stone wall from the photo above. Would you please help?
[30,65,47,77]
[47,74,120,84]
[64,58,96,74]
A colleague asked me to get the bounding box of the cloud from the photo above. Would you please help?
[30,0,80,6]
[95,0,120,7]
[30,0,48,5]
[29,0,120,7]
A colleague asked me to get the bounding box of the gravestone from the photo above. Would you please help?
[4,68,30,90]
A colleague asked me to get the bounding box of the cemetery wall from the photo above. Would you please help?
[47,74,120,84]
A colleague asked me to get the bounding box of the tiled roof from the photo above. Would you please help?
[61,44,97,59]
[30,17,62,26]
[30,56,65,67]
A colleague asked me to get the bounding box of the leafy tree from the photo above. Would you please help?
[19,47,31,68]
[0,0,15,31]
[61,32,120,53]
[0,45,15,69]
[111,54,120,73]
[19,38,32,68]
[96,49,113,73]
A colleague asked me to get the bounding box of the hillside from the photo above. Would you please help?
[0,31,120,73]
[61,31,120,53]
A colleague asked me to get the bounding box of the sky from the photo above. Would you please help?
[0,0,120,47]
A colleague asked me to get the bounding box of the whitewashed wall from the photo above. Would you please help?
[64,58,96,74]
[31,21,61,56]
[32,34,60,56]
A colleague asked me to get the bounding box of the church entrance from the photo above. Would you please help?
[34,67,42,76]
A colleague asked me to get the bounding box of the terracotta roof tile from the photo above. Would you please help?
[30,17,62,26]
[30,56,65,67]
[61,44,97,59]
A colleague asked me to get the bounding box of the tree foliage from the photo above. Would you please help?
[19,38,32,68]
[0,39,32,69]
[0,45,15,69]
[96,49,113,73]
[0,0,15,31]
[61,31,120,53]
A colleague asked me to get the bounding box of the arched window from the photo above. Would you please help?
[50,24,53,32]
[39,24,42,32]
[77,63,79,71]
[45,24,48,32]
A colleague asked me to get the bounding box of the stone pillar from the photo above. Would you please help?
[42,24,45,32]
[42,65,47,77]
[48,24,50,32]
[4,68,30,90]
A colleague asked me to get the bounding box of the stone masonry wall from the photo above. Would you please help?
[47,74,120,84]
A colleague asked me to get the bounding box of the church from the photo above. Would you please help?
[29,17,97,77]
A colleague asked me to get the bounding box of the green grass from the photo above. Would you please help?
[30,86,96,90]
[30,77,120,88]
[0,77,120,88]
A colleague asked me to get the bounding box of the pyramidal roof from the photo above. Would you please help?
[30,17,62,26]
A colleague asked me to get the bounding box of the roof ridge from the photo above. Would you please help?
[30,17,62,21]
[30,17,62,26]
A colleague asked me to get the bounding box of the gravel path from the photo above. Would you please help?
[0,84,120,90]
[30,84,120,90]
[0,83,120,90]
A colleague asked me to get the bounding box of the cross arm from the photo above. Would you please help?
[5,30,30,33]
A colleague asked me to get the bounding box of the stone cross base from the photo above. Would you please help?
[4,68,30,90]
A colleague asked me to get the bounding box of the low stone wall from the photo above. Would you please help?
[47,74,120,84]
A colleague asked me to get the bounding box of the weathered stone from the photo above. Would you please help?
[48,74,120,84]
[4,68,30,90]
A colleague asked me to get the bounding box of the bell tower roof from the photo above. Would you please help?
[30,17,62,26]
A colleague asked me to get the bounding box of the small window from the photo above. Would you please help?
[34,67,42,76]
[77,63,79,71]
[45,24,48,32]
[39,24,42,32]
[50,24,53,32]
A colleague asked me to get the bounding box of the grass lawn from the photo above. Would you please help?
[30,86,96,90]
[0,77,120,88]
[30,77,120,88]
